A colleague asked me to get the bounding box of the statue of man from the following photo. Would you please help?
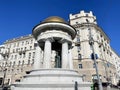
[55,52,61,68]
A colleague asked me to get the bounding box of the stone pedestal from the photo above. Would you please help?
[11,69,91,90]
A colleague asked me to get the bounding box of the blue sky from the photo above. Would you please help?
[0,0,120,55]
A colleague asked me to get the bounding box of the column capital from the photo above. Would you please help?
[46,38,54,42]
[41,37,54,43]
[59,38,72,49]
[37,37,54,43]
[59,38,72,44]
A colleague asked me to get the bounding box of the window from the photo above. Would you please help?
[28,53,31,59]
[32,52,35,58]
[78,64,83,69]
[76,22,78,24]
[14,43,16,47]
[19,54,22,58]
[78,54,82,60]
[13,61,15,66]
[22,60,24,66]
[9,62,12,67]
[9,44,11,48]
[18,61,21,66]
[86,14,88,17]
[26,41,29,45]
[75,15,78,18]
[31,40,33,44]
[15,55,17,59]
[17,42,19,47]
[22,42,24,45]
[93,63,95,68]
[110,52,112,56]
[24,47,27,51]
[107,62,111,67]
[91,53,98,60]
[23,53,25,58]
[77,37,80,43]
[2,63,4,67]
[77,30,80,35]
[21,48,23,51]
[5,62,7,66]
[32,59,34,64]
[13,49,15,53]
[77,46,81,52]
[30,46,32,50]
[28,60,30,65]
[11,55,13,59]
[16,48,18,52]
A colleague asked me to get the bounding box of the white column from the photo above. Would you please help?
[68,49,73,69]
[33,43,41,69]
[62,42,69,69]
[43,39,52,68]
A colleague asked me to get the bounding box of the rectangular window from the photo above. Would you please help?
[78,64,82,69]
[90,44,92,50]
[17,42,19,47]
[77,30,80,35]
[78,54,82,60]
[31,40,33,44]
[21,48,23,51]
[28,60,30,65]
[93,63,95,68]
[28,53,31,59]
[77,37,80,43]
[22,42,24,45]
[77,46,81,52]
[23,53,25,58]
[30,46,32,50]
[24,47,27,51]
[14,43,16,47]
[15,55,17,59]
[19,54,22,58]
[91,53,98,60]
[32,52,35,58]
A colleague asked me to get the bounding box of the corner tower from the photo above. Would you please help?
[69,10,116,85]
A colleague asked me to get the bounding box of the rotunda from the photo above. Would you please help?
[11,16,91,90]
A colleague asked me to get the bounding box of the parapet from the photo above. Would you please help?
[69,10,97,24]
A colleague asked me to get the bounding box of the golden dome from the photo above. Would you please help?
[42,16,67,23]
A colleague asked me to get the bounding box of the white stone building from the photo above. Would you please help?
[0,10,119,86]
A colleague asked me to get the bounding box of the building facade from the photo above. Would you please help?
[70,11,119,85]
[0,10,119,86]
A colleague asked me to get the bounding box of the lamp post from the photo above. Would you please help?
[86,19,103,90]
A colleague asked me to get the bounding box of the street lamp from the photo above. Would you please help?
[86,19,103,90]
